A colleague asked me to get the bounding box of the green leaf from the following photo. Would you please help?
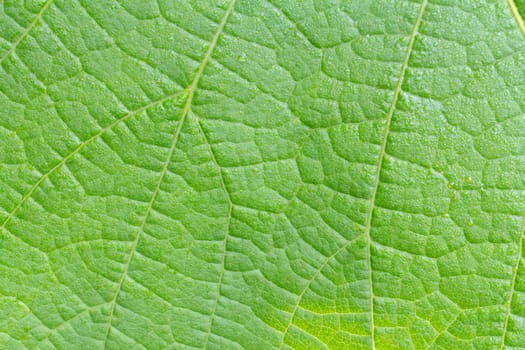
[1,0,525,349]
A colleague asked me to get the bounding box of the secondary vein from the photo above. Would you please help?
[0,91,184,245]
[277,233,365,349]
[101,94,188,348]
[101,1,236,347]
[194,112,234,348]
[0,0,54,65]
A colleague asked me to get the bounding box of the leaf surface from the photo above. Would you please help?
[1,0,525,349]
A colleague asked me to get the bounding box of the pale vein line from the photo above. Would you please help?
[363,1,427,347]
[278,1,427,349]
[500,214,525,349]
[193,112,234,349]
[0,90,182,342]
[424,309,463,350]
[185,0,236,109]
[0,91,184,240]
[101,1,236,347]
[277,234,365,349]
[507,0,525,38]
[101,105,186,348]
[0,0,54,65]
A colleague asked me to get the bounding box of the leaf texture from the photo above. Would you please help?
[1,0,525,349]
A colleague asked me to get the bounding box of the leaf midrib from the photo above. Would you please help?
[101,1,237,347]
[277,1,428,348]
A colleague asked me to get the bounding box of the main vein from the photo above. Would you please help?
[101,1,236,347]
[362,0,427,347]
[0,0,54,65]
[277,1,428,348]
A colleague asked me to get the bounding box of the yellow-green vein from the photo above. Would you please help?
[0,0,54,65]
[362,0,427,348]
[0,90,184,247]
[277,1,428,348]
[101,1,236,346]
[192,112,234,348]
[507,0,525,38]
